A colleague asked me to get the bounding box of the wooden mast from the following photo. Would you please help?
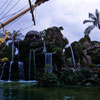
[28,0,36,25]
[0,0,45,29]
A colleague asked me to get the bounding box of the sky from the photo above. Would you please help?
[0,0,100,43]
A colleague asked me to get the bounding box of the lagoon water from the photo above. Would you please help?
[0,81,100,100]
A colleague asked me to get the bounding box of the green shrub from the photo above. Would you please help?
[59,68,92,85]
[0,45,12,60]
[37,72,59,86]
[45,64,51,72]
[88,64,97,68]
[96,70,100,78]
[79,68,92,79]
[45,64,51,69]
[59,69,76,85]
[91,53,100,64]
[74,71,84,82]
[52,47,62,56]
[52,47,64,70]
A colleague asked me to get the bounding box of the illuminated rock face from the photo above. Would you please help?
[24,30,42,49]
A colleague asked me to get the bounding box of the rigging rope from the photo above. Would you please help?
[1,0,36,32]
[0,0,14,16]
[20,24,34,32]
[0,0,34,20]
[5,14,25,29]
[0,6,27,21]
[2,0,21,18]
[0,0,9,10]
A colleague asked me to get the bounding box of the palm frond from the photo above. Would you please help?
[89,13,96,21]
[84,25,95,35]
[83,20,94,24]
[95,9,99,21]
[13,31,24,41]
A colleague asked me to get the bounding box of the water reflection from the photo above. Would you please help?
[0,85,4,100]
[0,83,12,100]
[0,82,25,100]
[0,82,100,100]
[64,96,74,100]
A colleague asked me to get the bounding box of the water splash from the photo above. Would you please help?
[0,62,6,80]
[45,53,52,72]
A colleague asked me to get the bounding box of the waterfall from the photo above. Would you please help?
[18,41,20,60]
[18,61,24,80]
[45,53,52,72]
[29,50,32,80]
[12,42,14,61]
[8,41,14,81]
[0,62,6,80]
[70,45,76,69]
[29,50,36,80]
[43,40,53,72]
[43,41,46,53]
[8,61,13,80]
[33,50,36,80]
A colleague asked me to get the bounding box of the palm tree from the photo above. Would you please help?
[12,30,24,41]
[83,9,100,35]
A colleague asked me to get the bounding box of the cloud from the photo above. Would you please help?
[0,0,100,43]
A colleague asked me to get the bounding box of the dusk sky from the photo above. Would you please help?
[0,0,100,43]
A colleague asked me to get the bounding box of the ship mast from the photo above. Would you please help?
[28,0,36,25]
[0,0,48,29]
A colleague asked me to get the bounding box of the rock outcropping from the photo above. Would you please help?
[65,35,100,68]
[45,26,68,49]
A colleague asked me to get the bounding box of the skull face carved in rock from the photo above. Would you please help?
[24,30,42,49]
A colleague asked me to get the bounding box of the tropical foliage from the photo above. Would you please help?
[83,9,100,35]
[59,68,92,85]
[37,72,59,86]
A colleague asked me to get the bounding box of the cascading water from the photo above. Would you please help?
[8,61,13,81]
[70,44,76,69]
[45,53,52,72]
[8,41,14,81]
[43,39,53,72]
[29,50,32,80]
[17,41,25,80]
[33,50,36,80]
[29,50,36,80]
[0,62,6,80]
[43,41,46,53]
[11,42,14,61]
[18,61,24,80]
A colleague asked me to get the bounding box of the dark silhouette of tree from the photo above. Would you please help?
[83,9,100,35]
